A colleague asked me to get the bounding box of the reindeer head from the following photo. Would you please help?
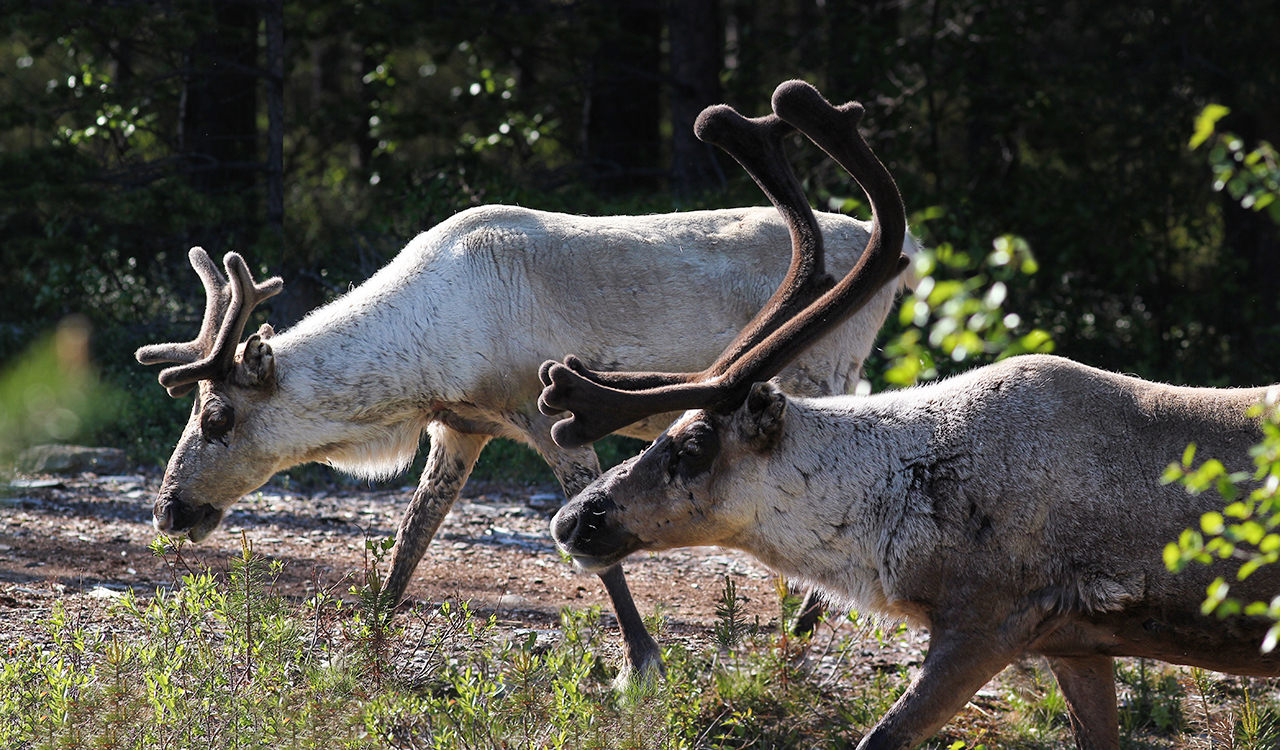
[552,382,794,572]
[544,80,907,569]
[136,249,283,541]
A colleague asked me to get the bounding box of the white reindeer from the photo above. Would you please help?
[542,81,1280,749]
[134,80,917,679]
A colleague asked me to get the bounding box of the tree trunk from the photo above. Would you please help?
[668,0,724,195]
[583,0,663,193]
[181,0,259,196]
[265,0,284,241]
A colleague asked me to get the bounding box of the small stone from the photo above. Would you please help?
[497,593,529,609]
[16,445,129,475]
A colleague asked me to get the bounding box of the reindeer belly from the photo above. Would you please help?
[1032,605,1280,676]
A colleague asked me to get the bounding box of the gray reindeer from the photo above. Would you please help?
[541,79,1279,749]
[134,83,917,680]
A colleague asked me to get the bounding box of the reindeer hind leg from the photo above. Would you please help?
[522,411,664,684]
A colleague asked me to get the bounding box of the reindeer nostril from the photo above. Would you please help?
[551,506,581,544]
[155,498,213,535]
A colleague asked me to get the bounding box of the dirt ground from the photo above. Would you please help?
[0,468,928,672]
[6,468,1275,748]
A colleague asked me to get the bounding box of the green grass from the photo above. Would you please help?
[3,541,1276,749]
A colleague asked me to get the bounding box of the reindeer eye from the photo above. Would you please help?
[201,402,235,443]
[670,422,720,481]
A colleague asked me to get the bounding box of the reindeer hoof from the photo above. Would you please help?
[612,653,667,696]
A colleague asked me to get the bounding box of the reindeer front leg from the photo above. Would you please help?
[596,563,664,683]
[1047,655,1119,750]
[858,627,1025,750]
[384,422,491,607]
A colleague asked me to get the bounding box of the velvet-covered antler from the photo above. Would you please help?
[538,80,908,448]
[136,247,283,397]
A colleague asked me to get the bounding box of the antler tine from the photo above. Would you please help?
[771,80,906,303]
[135,248,283,398]
[539,82,908,449]
[135,248,231,369]
[696,81,909,396]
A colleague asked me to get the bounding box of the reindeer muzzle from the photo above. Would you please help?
[153,496,225,543]
[551,492,642,573]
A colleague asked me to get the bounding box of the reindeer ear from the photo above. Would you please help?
[742,382,787,451]
[256,323,275,340]
[237,332,275,388]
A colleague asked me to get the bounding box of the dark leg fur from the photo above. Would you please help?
[1047,655,1120,750]
[526,414,665,681]
[793,587,825,636]
[599,563,664,681]
[384,424,490,607]
[857,628,1024,750]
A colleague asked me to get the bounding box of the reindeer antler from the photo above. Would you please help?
[136,247,283,397]
[538,80,908,448]
[554,104,830,393]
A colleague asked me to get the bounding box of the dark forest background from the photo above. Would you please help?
[2,0,1278,466]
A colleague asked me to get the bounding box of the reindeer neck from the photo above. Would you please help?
[728,393,938,618]
[269,246,466,415]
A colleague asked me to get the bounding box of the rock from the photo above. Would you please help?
[7,478,64,489]
[86,585,126,600]
[16,445,129,475]
[507,628,561,653]
[497,593,531,609]
[527,492,562,511]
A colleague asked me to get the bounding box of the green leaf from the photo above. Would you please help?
[1190,104,1231,149]
[1018,329,1053,352]
[1216,599,1242,617]
[1228,520,1261,545]
[1202,577,1229,615]
[928,280,964,306]
[1224,501,1251,519]
[910,205,946,224]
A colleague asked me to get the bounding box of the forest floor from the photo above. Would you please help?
[0,469,924,668]
[1,468,1270,748]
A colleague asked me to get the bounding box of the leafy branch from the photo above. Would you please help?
[1191,104,1280,223]
[882,225,1054,388]
[1160,105,1280,655]
[1162,391,1280,652]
